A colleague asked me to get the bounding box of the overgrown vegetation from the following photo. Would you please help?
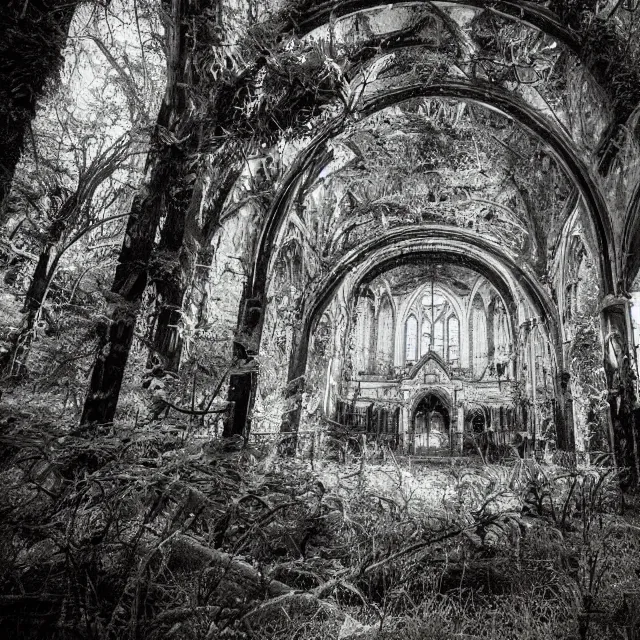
[2,2,640,637]
[0,417,638,640]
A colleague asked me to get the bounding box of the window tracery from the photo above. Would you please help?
[420,320,431,358]
[419,291,448,358]
[434,319,445,357]
[355,295,375,375]
[494,300,510,366]
[564,235,587,334]
[447,314,460,365]
[376,296,394,375]
[405,314,418,363]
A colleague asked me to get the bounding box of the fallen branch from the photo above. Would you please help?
[163,399,229,416]
[173,534,293,597]
[361,516,500,576]
[163,362,236,416]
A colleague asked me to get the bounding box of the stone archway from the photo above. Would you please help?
[279,234,572,447]
[466,406,488,434]
[410,388,452,455]
[231,79,617,439]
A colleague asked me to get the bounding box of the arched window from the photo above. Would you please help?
[434,319,445,357]
[405,315,418,363]
[494,302,509,364]
[420,320,431,357]
[533,326,549,393]
[564,235,592,334]
[420,291,447,357]
[471,296,488,376]
[355,296,375,375]
[447,315,459,364]
[376,296,394,375]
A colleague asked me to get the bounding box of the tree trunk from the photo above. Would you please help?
[0,0,77,214]
[148,153,241,372]
[80,140,178,425]
[0,247,51,375]
[80,0,230,425]
[0,197,76,374]
[146,160,193,372]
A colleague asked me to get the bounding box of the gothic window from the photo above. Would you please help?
[420,320,431,357]
[494,302,509,364]
[405,315,418,363]
[355,296,375,374]
[434,319,445,357]
[288,247,303,290]
[420,291,448,357]
[564,234,593,330]
[447,315,459,364]
[533,326,549,393]
[376,296,394,375]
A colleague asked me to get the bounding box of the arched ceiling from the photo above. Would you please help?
[364,262,488,299]
[301,97,574,276]
[287,229,564,379]
[300,226,562,351]
[250,0,623,303]
[291,1,580,51]
[298,1,612,156]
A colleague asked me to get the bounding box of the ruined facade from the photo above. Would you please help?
[12,1,637,475]
[185,1,640,478]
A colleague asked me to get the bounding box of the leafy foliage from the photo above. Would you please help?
[0,416,637,640]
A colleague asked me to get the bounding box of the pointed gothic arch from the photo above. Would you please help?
[376,292,395,374]
[251,83,616,312]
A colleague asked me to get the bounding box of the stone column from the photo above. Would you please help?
[529,322,538,447]
[457,400,465,453]
[401,401,410,454]
[281,375,305,434]
[555,370,575,451]
[279,314,309,433]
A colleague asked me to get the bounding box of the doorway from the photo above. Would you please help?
[412,392,451,454]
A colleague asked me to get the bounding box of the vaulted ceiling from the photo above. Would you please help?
[261,0,640,306]
[300,98,573,279]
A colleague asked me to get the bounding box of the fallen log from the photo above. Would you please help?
[171,534,293,597]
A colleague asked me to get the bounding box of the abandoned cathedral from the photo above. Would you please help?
[216,2,640,481]
[2,0,640,477]
[6,1,640,638]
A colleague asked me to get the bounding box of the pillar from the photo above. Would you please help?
[456,400,465,453]
[281,375,305,434]
[529,322,538,447]
[401,404,410,454]
[555,370,575,451]
[279,313,311,434]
